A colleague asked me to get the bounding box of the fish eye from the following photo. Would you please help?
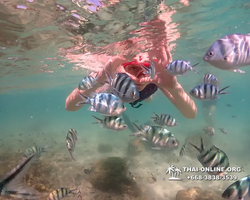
[224,56,228,60]
[208,51,214,56]
[131,91,136,96]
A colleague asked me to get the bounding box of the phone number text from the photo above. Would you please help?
[186,174,238,181]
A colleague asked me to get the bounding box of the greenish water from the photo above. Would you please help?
[0,0,250,199]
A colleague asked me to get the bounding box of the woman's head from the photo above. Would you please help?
[122,61,151,91]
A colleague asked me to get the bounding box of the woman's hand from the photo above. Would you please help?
[91,56,127,84]
[129,46,177,90]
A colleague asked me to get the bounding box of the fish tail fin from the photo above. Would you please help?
[130,122,144,136]
[191,63,199,74]
[192,62,199,68]
[76,93,90,106]
[192,68,200,74]
[69,150,76,161]
[3,153,41,199]
[92,115,102,124]
[69,188,78,195]
[103,69,112,84]
[219,86,230,94]
[188,137,204,153]
[151,112,158,123]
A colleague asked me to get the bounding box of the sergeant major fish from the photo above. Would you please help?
[204,33,250,74]
[78,74,98,90]
[92,115,128,131]
[23,145,47,160]
[0,153,41,199]
[76,92,126,116]
[189,137,229,175]
[222,175,250,200]
[179,137,189,157]
[105,72,140,103]
[202,73,219,85]
[47,187,77,200]
[140,61,156,79]
[66,129,77,161]
[152,112,177,127]
[165,60,199,76]
[189,84,229,100]
[131,123,178,150]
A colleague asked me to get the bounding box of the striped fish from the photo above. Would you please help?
[165,60,199,76]
[0,153,41,199]
[189,137,229,175]
[222,175,250,200]
[76,92,126,116]
[47,187,77,200]
[152,112,177,127]
[131,123,178,150]
[78,75,98,90]
[189,84,229,100]
[179,137,189,157]
[204,33,250,74]
[105,72,140,103]
[23,145,46,160]
[92,115,127,131]
[66,129,77,161]
[140,61,156,79]
[202,73,219,85]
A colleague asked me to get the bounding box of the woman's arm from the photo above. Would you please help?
[159,83,197,119]
[65,56,126,111]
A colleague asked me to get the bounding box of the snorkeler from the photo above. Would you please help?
[65,4,197,119]
[65,46,197,119]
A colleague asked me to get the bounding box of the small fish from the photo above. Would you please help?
[0,153,41,199]
[222,175,250,200]
[78,74,98,90]
[151,112,177,127]
[189,84,229,100]
[219,128,228,134]
[105,72,140,103]
[165,60,199,76]
[204,33,250,74]
[202,74,219,85]
[127,171,136,181]
[189,137,229,175]
[66,129,77,161]
[92,115,127,131]
[202,126,215,136]
[76,92,126,116]
[179,137,189,157]
[140,61,156,79]
[131,123,178,150]
[47,188,77,200]
[23,145,47,160]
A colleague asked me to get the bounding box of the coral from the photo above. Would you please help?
[89,157,142,197]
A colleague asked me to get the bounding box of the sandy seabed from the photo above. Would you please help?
[0,123,248,200]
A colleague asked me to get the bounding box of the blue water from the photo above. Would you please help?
[1,0,250,199]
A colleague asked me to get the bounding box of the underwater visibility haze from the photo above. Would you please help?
[1,0,250,199]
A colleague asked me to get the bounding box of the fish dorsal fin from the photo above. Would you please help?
[188,137,205,153]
